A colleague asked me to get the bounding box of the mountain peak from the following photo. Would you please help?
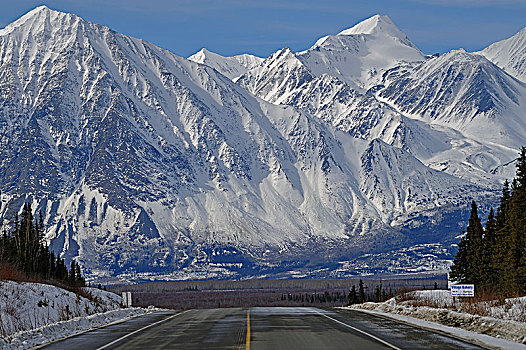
[0,5,78,36]
[189,47,264,80]
[188,48,217,63]
[12,5,63,22]
[338,14,404,38]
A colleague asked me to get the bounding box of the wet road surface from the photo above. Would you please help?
[39,307,487,349]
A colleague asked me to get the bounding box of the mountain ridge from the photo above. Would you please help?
[478,26,526,83]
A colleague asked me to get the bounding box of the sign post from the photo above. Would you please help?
[121,292,132,307]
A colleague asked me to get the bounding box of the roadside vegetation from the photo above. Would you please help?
[350,148,526,345]
[0,202,86,290]
[0,203,114,338]
[450,147,526,298]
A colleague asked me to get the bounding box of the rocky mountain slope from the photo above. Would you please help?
[0,7,523,282]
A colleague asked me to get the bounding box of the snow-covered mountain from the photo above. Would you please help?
[478,27,526,83]
[188,48,263,80]
[0,7,522,282]
[237,28,523,187]
[298,15,425,90]
[238,15,425,93]
[376,49,526,150]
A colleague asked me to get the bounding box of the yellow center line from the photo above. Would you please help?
[245,310,251,350]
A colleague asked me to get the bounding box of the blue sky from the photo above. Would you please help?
[1,0,525,58]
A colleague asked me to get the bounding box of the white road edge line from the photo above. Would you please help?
[96,310,188,350]
[315,310,402,350]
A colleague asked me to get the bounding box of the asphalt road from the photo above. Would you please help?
[40,307,486,350]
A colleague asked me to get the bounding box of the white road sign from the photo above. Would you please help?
[450,284,474,297]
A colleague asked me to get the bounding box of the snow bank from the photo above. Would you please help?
[0,280,121,337]
[0,280,160,349]
[0,307,153,349]
[350,290,526,347]
[389,289,526,323]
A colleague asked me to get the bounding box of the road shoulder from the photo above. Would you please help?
[346,307,526,350]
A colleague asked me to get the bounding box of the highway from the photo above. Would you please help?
[40,307,486,349]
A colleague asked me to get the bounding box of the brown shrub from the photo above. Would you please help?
[0,263,28,282]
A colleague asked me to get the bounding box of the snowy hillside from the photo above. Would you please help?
[0,7,523,282]
[478,26,526,83]
[0,280,120,337]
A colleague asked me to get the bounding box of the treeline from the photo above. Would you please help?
[280,291,348,304]
[450,147,526,296]
[346,279,430,305]
[0,202,85,286]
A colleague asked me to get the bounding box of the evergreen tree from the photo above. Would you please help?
[348,285,357,305]
[375,284,382,302]
[450,229,469,283]
[481,208,496,289]
[450,201,484,285]
[466,201,485,286]
[75,262,85,286]
[493,180,511,290]
[452,147,526,296]
[358,279,365,303]
[0,203,86,288]
[69,260,77,284]
[507,148,526,294]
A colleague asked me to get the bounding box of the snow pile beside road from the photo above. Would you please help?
[351,290,526,346]
[0,280,121,337]
[388,289,526,323]
[0,307,153,349]
[0,280,161,349]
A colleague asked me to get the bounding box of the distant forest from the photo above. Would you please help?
[0,202,85,287]
[450,147,526,296]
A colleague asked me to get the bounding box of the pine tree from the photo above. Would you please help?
[493,180,511,290]
[467,201,485,286]
[450,201,484,286]
[74,262,85,287]
[507,148,526,294]
[452,147,526,296]
[450,229,469,283]
[375,284,382,302]
[68,260,75,284]
[0,202,86,287]
[481,208,496,289]
[348,285,357,305]
[358,279,365,303]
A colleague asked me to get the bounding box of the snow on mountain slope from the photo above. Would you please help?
[188,48,263,80]
[277,74,450,159]
[376,49,526,150]
[237,47,315,104]
[0,7,518,281]
[360,139,482,225]
[0,6,339,276]
[0,6,458,281]
[478,27,526,83]
[238,14,425,98]
[238,48,517,188]
[297,15,425,90]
